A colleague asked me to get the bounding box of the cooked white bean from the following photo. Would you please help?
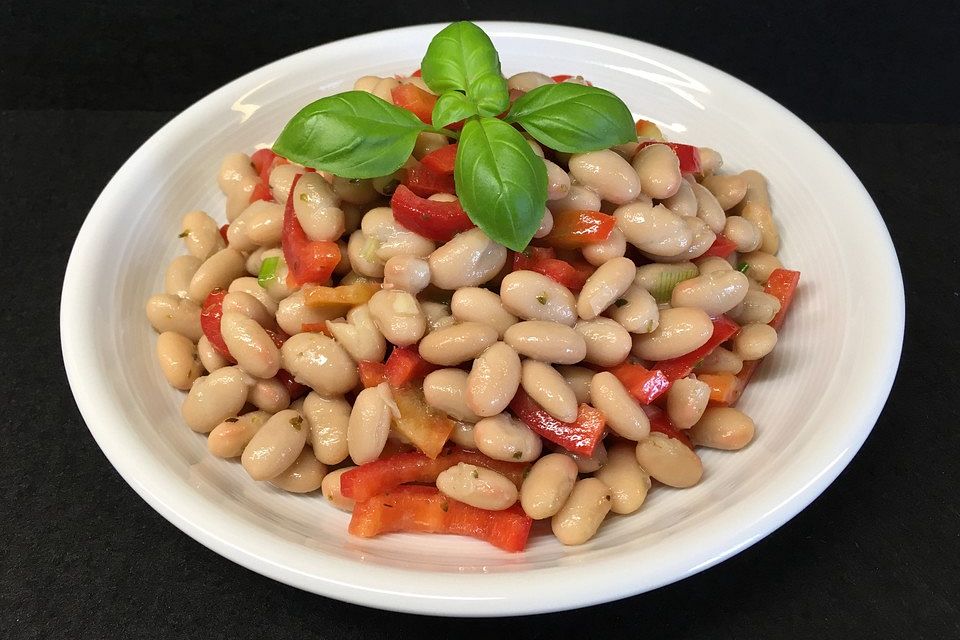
[436,463,519,511]
[218,154,260,221]
[219,311,280,379]
[367,289,426,346]
[180,210,225,261]
[582,226,626,266]
[569,150,641,204]
[614,200,692,257]
[507,71,554,92]
[521,360,578,423]
[503,321,587,365]
[449,420,478,449]
[413,132,448,159]
[182,366,252,433]
[694,255,735,274]
[332,176,377,206]
[301,392,350,465]
[646,216,715,264]
[556,365,594,404]
[697,147,723,175]
[723,216,762,253]
[577,257,636,320]
[694,346,744,375]
[564,441,608,474]
[473,412,542,462]
[228,200,282,251]
[382,255,431,294]
[589,372,650,440]
[197,334,229,373]
[156,331,203,390]
[275,289,342,337]
[372,169,404,196]
[663,178,697,217]
[421,301,456,333]
[594,442,651,515]
[222,291,274,329]
[632,143,682,199]
[418,321,498,366]
[348,383,393,465]
[575,318,631,367]
[290,172,344,242]
[280,332,358,396]
[608,285,660,334]
[551,478,612,545]
[354,75,399,101]
[164,255,202,299]
[500,271,577,326]
[241,409,307,480]
[670,269,750,315]
[666,377,711,429]
[734,170,779,254]
[466,343,522,418]
[547,184,602,215]
[321,466,356,512]
[362,207,435,261]
[534,207,554,239]
[690,407,756,450]
[188,248,246,303]
[269,448,327,493]
[450,287,519,337]
[325,304,386,363]
[145,294,203,341]
[423,369,482,423]
[691,181,726,233]
[347,230,385,278]
[228,276,279,315]
[207,410,270,458]
[631,307,714,361]
[268,163,304,205]
[635,433,703,488]
[544,159,571,201]
[728,290,781,325]
[739,250,783,283]
[701,173,747,210]
[733,323,778,361]
[520,453,579,519]
[428,228,506,290]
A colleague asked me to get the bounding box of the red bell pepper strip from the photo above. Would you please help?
[390,385,454,459]
[390,184,475,242]
[390,84,437,125]
[635,140,702,174]
[282,174,341,286]
[644,406,694,449]
[402,163,457,198]
[509,389,606,456]
[348,485,533,552]
[249,181,272,204]
[419,144,458,175]
[249,148,288,203]
[411,68,422,77]
[218,224,230,244]
[701,233,738,259]
[607,362,671,404]
[357,360,387,388]
[697,372,740,406]
[653,315,741,382]
[541,210,616,249]
[384,346,440,388]
[512,247,595,292]
[340,447,529,502]
[200,289,233,359]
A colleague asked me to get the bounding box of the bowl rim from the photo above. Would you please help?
[61,20,904,617]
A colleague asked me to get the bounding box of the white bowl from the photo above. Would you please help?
[61,22,903,616]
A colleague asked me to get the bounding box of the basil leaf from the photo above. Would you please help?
[468,73,509,117]
[421,21,503,95]
[432,91,477,129]
[455,117,547,252]
[506,83,636,153]
[273,91,427,179]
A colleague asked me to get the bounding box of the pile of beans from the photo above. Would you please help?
[147,69,792,547]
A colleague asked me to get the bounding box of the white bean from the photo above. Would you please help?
[689,407,756,450]
[423,369,482,423]
[450,287,519,337]
[577,256,636,320]
[614,200,692,257]
[155,331,203,390]
[551,478,612,545]
[733,323,778,361]
[568,150,641,205]
[436,463,519,511]
[473,412,542,462]
[241,409,307,480]
[582,226,627,266]
[207,410,270,458]
[670,270,750,316]
[466,343,522,418]
[188,248,246,303]
[574,318,631,367]
[594,441,651,515]
[180,210,225,261]
[520,453,579,519]
[367,289,426,347]
[220,311,281,379]
[325,304,386,363]
[665,377,711,429]
[280,333,358,396]
[500,271,577,326]
[589,372,650,440]
[631,307,714,361]
[503,321,587,365]
[164,255,202,299]
[321,466,356,512]
[269,448,327,493]
[181,366,252,433]
[428,228,507,290]
[521,360,578,423]
[348,383,393,465]
[632,143,682,199]
[635,433,703,488]
[145,294,202,341]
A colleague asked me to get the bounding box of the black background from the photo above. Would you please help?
[2,1,958,638]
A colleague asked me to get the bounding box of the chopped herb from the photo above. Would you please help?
[289,416,303,430]
[614,298,628,308]
[299,192,309,202]
[512,451,523,460]
[604,494,611,501]
[522,467,531,479]
[645,319,656,333]
[737,262,750,274]
[225,417,239,423]
[178,229,190,238]
[258,256,280,288]
[536,293,548,305]
[693,358,705,369]
[382,503,394,508]
[471,469,479,479]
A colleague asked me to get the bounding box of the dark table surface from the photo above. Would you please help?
[2,2,958,638]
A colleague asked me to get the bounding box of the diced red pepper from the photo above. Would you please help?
[249,148,288,203]
[419,144,458,175]
[348,485,533,552]
[697,372,740,406]
[282,174,341,286]
[340,447,528,502]
[357,360,387,388]
[701,233,738,259]
[299,322,333,337]
[249,181,273,203]
[390,184,474,242]
[635,140,702,174]
[402,163,457,198]
[390,385,454,459]
[411,68,422,77]
[541,210,616,249]
[509,389,606,456]
[512,248,595,292]
[607,362,671,404]
[218,224,230,244]
[654,315,741,382]
[550,74,592,86]
[644,406,694,449]
[384,346,440,388]
[391,84,437,125]
[275,368,308,401]
[200,289,233,359]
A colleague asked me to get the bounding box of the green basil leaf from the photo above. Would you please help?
[506,83,636,153]
[468,72,509,117]
[421,21,503,95]
[432,91,477,129]
[273,91,427,179]
[455,117,547,252]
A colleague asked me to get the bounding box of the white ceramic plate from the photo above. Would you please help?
[61,22,903,616]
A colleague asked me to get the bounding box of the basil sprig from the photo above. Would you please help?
[273,21,637,251]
